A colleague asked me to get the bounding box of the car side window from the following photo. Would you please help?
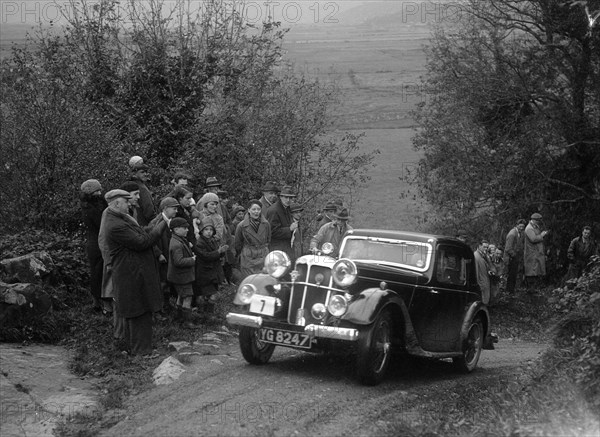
[436,246,467,286]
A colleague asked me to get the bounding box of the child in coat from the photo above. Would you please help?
[195,217,228,312]
[167,217,196,325]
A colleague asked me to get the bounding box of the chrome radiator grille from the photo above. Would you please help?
[288,264,334,326]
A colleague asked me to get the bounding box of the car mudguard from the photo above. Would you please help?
[233,274,278,305]
[341,288,421,349]
[458,301,491,350]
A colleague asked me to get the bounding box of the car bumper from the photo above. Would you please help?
[226,313,359,341]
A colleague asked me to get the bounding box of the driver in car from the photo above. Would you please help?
[309,208,353,258]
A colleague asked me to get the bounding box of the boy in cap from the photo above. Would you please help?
[195,217,229,313]
[168,217,196,327]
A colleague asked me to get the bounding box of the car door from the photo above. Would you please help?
[408,244,470,352]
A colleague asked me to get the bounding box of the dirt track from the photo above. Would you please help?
[101,338,546,436]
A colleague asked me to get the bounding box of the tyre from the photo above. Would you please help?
[239,327,275,365]
[356,310,393,385]
[453,316,483,373]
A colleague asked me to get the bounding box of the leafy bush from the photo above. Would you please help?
[548,256,600,411]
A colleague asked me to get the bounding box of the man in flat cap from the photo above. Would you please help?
[310,208,353,258]
[524,213,549,289]
[128,158,156,226]
[102,189,169,357]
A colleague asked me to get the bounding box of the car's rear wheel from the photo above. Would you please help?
[356,310,392,385]
[453,316,483,372]
[239,327,275,365]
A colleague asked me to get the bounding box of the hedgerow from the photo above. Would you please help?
[548,256,600,411]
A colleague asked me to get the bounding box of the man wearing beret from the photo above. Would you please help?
[102,189,169,357]
[128,160,156,226]
[524,213,549,289]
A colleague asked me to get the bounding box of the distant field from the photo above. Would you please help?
[284,24,431,230]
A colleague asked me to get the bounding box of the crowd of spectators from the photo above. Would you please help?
[79,157,348,357]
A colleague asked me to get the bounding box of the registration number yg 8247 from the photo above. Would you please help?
[259,328,311,349]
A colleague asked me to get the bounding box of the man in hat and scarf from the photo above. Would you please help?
[266,185,298,261]
[310,208,353,258]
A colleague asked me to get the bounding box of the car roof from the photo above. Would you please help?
[345,228,471,250]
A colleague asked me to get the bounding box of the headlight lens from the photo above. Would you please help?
[321,242,334,255]
[237,284,256,305]
[311,303,327,320]
[328,295,348,317]
[264,250,291,278]
[332,258,358,288]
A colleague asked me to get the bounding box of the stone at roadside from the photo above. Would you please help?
[0,282,52,328]
[0,251,56,284]
[153,356,187,386]
[167,341,193,352]
[200,333,223,343]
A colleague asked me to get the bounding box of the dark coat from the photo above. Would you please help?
[504,226,525,261]
[234,215,271,277]
[81,195,107,258]
[167,234,195,284]
[80,195,107,300]
[266,201,294,260]
[103,207,167,318]
[195,235,222,290]
[129,176,156,226]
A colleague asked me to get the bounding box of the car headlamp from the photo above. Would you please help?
[332,258,358,288]
[321,242,334,255]
[264,250,291,278]
[237,283,256,305]
[327,294,348,317]
[311,303,327,320]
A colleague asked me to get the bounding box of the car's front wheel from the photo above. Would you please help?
[356,310,392,385]
[239,327,275,365]
[453,316,483,372]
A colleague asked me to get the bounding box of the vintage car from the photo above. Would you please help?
[226,229,495,385]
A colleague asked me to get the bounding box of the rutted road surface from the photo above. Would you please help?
[102,338,546,436]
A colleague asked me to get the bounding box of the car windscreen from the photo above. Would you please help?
[340,237,432,272]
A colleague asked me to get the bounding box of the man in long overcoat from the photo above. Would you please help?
[266,185,297,261]
[524,213,549,287]
[474,240,491,305]
[504,219,527,293]
[103,189,168,356]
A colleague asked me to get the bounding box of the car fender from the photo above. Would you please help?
[459,301,490,348]
[341,288,421,347]
[233,273,277,305]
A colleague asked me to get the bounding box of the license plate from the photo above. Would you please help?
[258,328,312,349]
[249,295,276,316]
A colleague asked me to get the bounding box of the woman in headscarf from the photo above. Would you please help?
[234,199,271,279]
[80,179,107,311]
[195,192,225,242]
